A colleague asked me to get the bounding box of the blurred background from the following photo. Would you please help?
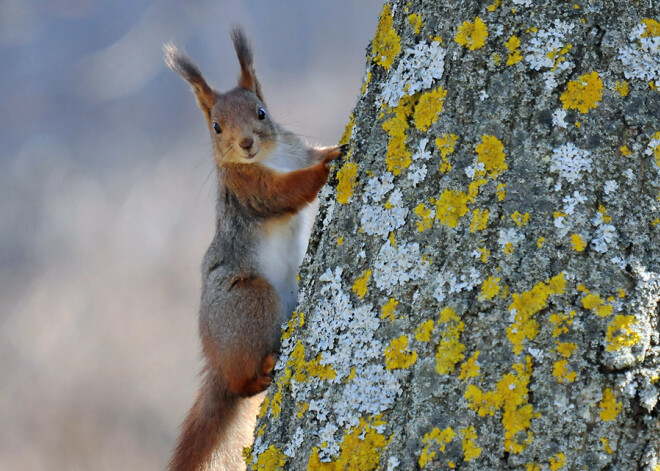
[0,1,382,469]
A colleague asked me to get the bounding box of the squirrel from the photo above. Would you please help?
[164,27,345,471]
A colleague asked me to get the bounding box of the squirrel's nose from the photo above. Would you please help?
[239,137,254,150]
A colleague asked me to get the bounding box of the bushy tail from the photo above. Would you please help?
[169,372,257,471]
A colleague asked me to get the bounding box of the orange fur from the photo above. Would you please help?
[169,373,240,471]
[220,156,336,218]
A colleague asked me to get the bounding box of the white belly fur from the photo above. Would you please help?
[256,141,317,319]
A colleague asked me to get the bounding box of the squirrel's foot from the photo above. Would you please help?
[233,352,278,397]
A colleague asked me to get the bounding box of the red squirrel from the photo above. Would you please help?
[164,27,345,470]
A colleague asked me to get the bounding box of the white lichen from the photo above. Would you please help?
[280,267,402,459]
[562,190,588,215]
[591,211,617,253]
[549,143,593,190]
[552,108,568,128]
[524,20,575,71]
[359,181,408,238]
[603,180,619,195]
[433,266,482,303]
[413,137,433,161]
[380,40,446,107]
[407,164,428,186]
[619,21,660,87]
[498,227,525,250]
[373,240,430,290]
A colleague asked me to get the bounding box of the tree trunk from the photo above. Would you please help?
[248,1,660,469]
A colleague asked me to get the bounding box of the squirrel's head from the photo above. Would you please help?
[164,27,277,165]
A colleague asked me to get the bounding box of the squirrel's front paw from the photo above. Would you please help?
[322,144,349,164]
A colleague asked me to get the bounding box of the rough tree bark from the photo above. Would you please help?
[248,1,660,469]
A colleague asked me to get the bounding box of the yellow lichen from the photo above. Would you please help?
[641,18,660,37]
[487,0,502,11]
[307,416,388,471]
[478,247,491,263]
[381,298,399,322]
[599,388,621,421]
[547,44,573,71]
[556,342,577,358]
[336,162,358,204]
[253,445,286,471]
[605,315,641,351]
[598,204,612,222]
[537,237,546,248]
[435,189,470,228]
[408,13,424,34]
[460,426,482,461]
[615,80,629,97]
[492,52,502,66]
[435,307,466,374]
[508,273,566,354]
[419,427,455,468]
[549,310,575,338]
[505,35,523,65]
[497,183,507,201]
[511,211,530,226]
[282,310,305,340]
[385,335,418,370]
[549,452,566,470]
[361,71,372,95]
[436,133,458,173]
[340,114,355,146]
[560,71,604,113]
[581,292,613,317]
[459,351,481,381]
[372,3,401,69]
[414,203,434,232]
[258,396,270,419]
[571,233,586,252]
[455,17,488,50]
[415,319,435,342]
[480,276,501,301]
[352,270,372,299]
[382,95,417,175]
[388,231,396,247]
[553,359,577,383]
[476,135,507,178]
[601,437,614,454]
[297,402,309,419]
[414,87,448,132]
[468,178,488,201]
[471,208,490,233]
[465,357,538,453]
[337,236,344,246]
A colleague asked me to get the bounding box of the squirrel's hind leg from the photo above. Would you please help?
[200,273,282,398]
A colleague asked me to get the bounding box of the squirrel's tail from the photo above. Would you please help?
[169,371,259,471]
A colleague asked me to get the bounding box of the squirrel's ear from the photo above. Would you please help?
[164,43,216,119]
[230,26,266,104]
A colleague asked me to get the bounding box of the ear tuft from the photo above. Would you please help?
[164,42,215,118]
[230,26,265,103]
[164,42,203,84]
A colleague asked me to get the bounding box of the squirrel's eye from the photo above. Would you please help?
[213,122,222,134]
[257,107,266,120]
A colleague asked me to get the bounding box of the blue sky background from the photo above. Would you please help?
[0,1,383,468]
